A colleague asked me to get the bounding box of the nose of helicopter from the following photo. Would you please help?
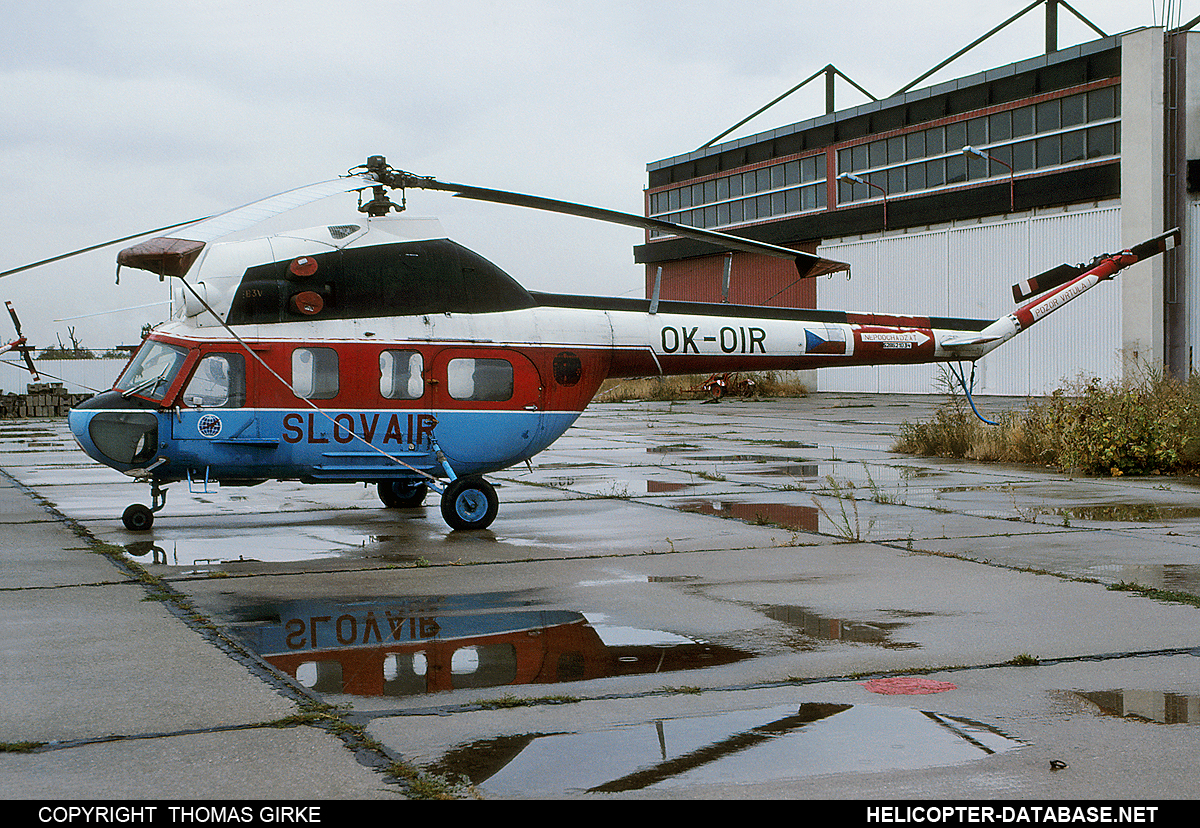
[68,390,161,472]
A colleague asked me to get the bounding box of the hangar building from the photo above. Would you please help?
[636,13,1200,395]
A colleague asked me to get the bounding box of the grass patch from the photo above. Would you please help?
[1106,581,1200,608]
[0,741,44,753]
[596,372,808,402]
[894,366,1200,477]
[477,693,580,709]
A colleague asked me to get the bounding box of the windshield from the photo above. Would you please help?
[114,341,189,402]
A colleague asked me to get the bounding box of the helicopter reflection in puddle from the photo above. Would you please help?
[234,595,749,697]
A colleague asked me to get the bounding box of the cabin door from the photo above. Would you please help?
[426,347,545,472]
[170,350,268,475]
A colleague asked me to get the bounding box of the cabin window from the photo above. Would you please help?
[379,350,424,400]
[183,353,245,408]
[292,347,339,399]
[449,644,518,689]
[447,358,513,401]
[294,660,342,693]
[383,652,428,696]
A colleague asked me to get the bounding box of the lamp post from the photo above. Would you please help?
[962,145,1014,214]
[837,172,887,229]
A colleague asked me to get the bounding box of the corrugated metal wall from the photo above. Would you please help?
[816,205,1122,396]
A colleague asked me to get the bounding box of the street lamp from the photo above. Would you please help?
[837,172,887,229]
[962,146,1014,214]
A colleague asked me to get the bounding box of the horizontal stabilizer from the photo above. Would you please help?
[942,334,1004,349]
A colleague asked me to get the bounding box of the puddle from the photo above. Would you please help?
[759,463,822,478]
[120,528,400,567]
[1074,690,1200,724]
[1049,503,1200,523]
[646,444,702,454]
[233,595,750,697]
[546,476,699,496]
[761,605,919,649]
[1084,563,1200,596]
[428,703,1023,796]
[674,499,819,532]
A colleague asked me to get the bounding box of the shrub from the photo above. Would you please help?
[894,366,1200,477]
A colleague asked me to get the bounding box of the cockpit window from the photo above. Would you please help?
[114,341,188,402]
[183,353,246,408]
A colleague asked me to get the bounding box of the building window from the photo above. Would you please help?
[833,87,1119,207]
[292,347,338,399]
[646,83,1120,235]
[648,151,827,236]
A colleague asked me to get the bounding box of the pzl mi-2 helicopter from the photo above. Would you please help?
[1,156,1180,531]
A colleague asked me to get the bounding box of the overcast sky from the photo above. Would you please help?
[0,0,1186,352]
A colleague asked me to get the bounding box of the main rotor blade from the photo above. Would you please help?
[2,174,380,282]
[0,217,210,281]
[171,175,377,243]
[396,175,849,278]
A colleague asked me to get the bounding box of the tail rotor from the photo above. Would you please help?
[3,300,40,380]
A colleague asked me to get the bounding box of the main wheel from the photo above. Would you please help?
[122,503,154,531]
[440,477,499,531]
[378,480,428,509]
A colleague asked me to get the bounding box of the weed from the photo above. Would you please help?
[388,765,478,800]
[1005,484,1041,524]
[812,474,874,541]
[600,482,633,499]
[863,463,906,505]
[1009,653,1040,666]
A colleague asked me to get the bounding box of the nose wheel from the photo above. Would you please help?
[122,481,168,532]
[440,476,498,531]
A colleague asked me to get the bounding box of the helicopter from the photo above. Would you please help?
[1,156,1180,532]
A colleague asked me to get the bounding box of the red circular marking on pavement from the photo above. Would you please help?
[860,677,957,695]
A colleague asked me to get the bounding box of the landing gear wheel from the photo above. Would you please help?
[122,503,154,531]
[440,477,499,531]
[378,480,428,508]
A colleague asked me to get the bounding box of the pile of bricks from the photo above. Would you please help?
[0,383,91,419]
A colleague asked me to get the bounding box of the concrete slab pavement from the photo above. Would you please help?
[2,396,1199,801]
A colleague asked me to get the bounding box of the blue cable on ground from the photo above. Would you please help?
[947,361,998,426]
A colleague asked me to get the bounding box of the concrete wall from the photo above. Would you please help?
[0,358,127,396]
[1120,27,1166,375]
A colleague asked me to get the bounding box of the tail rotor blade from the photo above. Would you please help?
[4,301,40,380]
[1011,229,1181,303]
[6,300,24,336]
[1011,263,1086,303]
